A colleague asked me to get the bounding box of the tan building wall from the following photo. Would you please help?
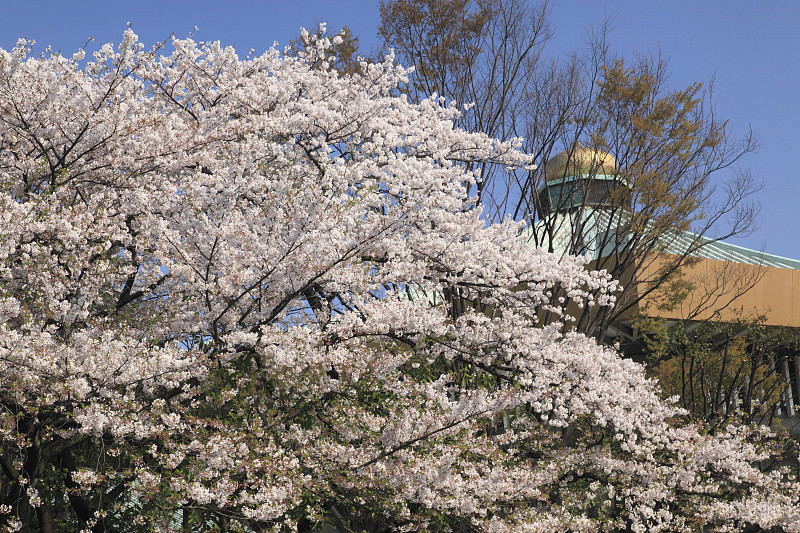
[638,254,800,327]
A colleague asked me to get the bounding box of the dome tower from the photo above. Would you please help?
[536,143,629,217]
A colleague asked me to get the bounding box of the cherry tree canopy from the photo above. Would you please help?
[0,28,798,533]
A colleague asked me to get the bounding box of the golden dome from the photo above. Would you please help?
[544,144,617,182]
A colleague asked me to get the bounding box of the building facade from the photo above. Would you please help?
[530,144,800,431]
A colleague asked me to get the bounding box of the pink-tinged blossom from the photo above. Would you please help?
[0,27,797,532]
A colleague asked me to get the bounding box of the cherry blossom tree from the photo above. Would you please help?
[0,28,798,533]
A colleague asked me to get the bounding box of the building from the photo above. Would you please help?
[530,144,800,430]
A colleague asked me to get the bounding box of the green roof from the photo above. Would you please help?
[661,230,800,270]
[531,210,800,271]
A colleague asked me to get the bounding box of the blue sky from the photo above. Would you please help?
[2,1,798,259]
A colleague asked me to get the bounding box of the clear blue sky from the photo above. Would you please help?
[2,1,798,259]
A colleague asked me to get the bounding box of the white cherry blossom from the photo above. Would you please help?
[0,28,797,532]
